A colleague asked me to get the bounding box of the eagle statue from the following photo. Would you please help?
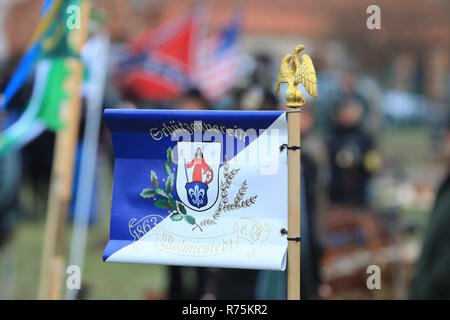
[276,45,317,107]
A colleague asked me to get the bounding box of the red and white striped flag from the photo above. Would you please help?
[194,17,242,102]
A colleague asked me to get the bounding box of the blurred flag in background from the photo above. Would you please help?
[195,15,241,102]
[116,5,242,104]
[116,7,206,102]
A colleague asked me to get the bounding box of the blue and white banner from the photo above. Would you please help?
[103,109,288,270]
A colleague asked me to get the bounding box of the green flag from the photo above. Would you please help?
[0,0,82,155]
[38,58,71,130]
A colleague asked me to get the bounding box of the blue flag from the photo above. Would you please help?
[103,109,289,270]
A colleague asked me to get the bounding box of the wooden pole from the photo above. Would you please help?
[38,1,91,300]
[278,45,317,300]
[287,110,301,300]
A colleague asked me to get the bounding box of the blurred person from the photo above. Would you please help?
[315,67,383,136]
[214,269,259,299]
[237,85,278,111]
[0,110,22,248]
[410,116,450,299]
[0,57,52,220]
[299,106,323,296]
[0,58,28,236]
[340,70,383,134]
[327,95,381,207]
[301,106,319,216]
[229,53,278,111]
[252,54,276,92]
[0,57,33,114]
[0,109,22,300]
[22,131,54,219]
[168,88,212,300]
[176,88,209,110]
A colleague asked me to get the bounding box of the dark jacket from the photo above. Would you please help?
[410,174,450,299]
[327,125,375,207]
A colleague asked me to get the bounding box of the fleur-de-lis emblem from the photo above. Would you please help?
[188,184,206,207]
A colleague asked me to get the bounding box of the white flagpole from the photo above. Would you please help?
[65,34,109,300]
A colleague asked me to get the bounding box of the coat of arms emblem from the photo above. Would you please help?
[175,142,221,211]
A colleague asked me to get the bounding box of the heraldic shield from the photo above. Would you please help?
[175,141,221,211]
[185,181,208,208]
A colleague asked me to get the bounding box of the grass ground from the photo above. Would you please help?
[4,217,168,299]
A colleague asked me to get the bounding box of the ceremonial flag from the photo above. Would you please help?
[117,8,205,102]
[103,109,288,270]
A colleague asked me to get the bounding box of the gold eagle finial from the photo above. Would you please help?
[276,45,318,107]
